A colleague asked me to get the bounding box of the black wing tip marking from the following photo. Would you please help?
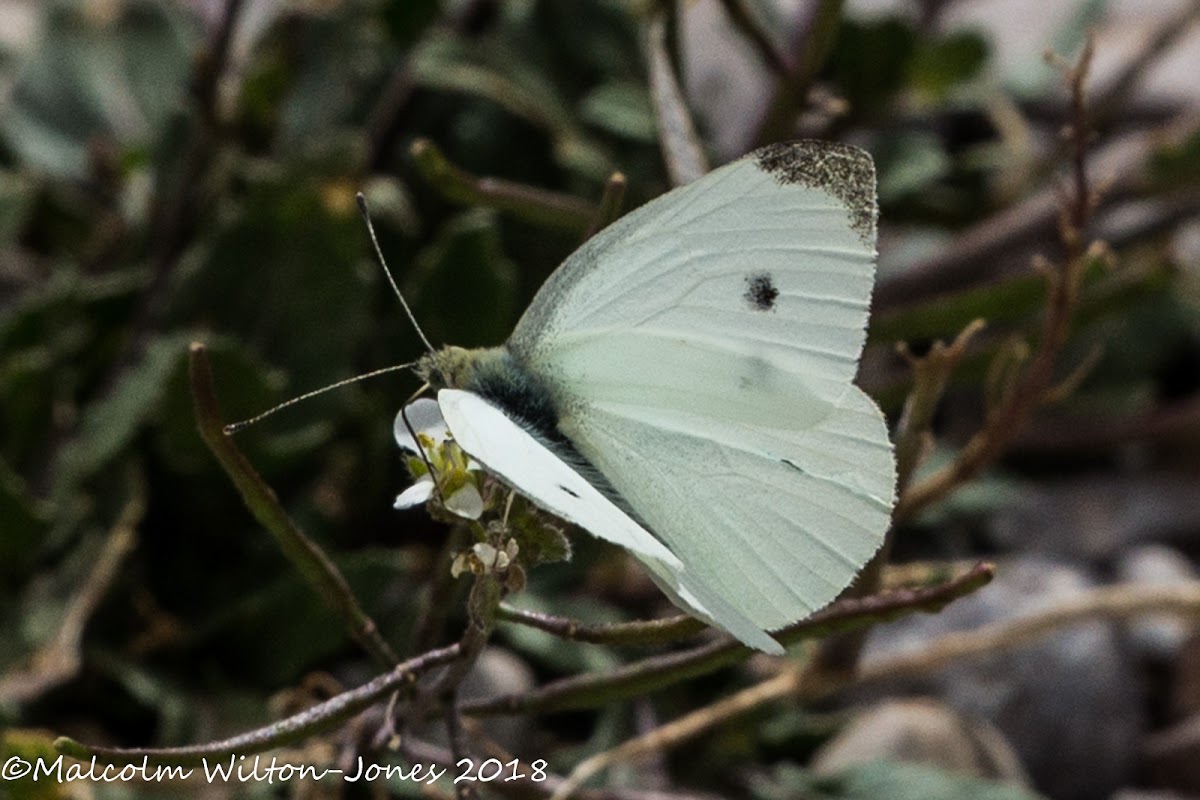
[744,272,780,311]
[752,140,877,246]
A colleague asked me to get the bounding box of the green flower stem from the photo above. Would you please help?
[400,572,501,732]
[409,139,595,230]
[467,563,992,716]
[187,343,398,667]
[54,643,461,767]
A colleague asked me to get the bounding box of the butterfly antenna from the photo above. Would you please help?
[224,363,417,434]
[356,192,437,356]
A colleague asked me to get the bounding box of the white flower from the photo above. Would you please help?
[451,539,520,578]
[393,398,484,519]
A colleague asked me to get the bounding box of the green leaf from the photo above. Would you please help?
[0,170,37,244]
[832,17,915,118]
[53,333,192,496]
[275,12,389,147]
[909,31,989,100]
[412,31,578,141]
[509,497,572,567]
[166,175,374,391]
[580,82,656,142]
[0,1,194,179]
[407,210,519,347]
[0,457,50,580]
[875,132,952,204]
[757,760,1045,800]
[1148,125,1200,192]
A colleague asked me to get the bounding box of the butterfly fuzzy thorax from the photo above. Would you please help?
[418,346,564,444]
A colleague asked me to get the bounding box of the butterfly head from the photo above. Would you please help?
[416,346,483,390]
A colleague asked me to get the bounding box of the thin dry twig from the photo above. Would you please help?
[409,139,596,230]
[56,643,462,766]
[894,320,988,493]
[0,477,142,705]
[844,582,1200,690]
[496,605,707,646]
[444,692,479,800]
[584,172,629,239]
[465,564,992,717]
[389,573,501,744]
[551,664,804,800]
[874,110,1198,309]
[550,580,1200,798]
[893,38,1100,524]
[189,343,399,666]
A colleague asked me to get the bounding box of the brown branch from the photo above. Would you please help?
[1089,3,1200,130]
[893,38,1100,524]
[464,563,992,717]
[753,0,845,146]
[188,343,399,667]
[390,573,501,739]
[874,111,1198,310]
[584,172,628,239]
[844,582,1200,691]
[409,139,596,230]
[497,605,707,647]
[0,475,142,705]
[56,643,462,766]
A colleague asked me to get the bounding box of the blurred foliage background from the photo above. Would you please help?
[2,0,1200,798]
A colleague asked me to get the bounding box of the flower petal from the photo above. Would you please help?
[445,484,484,520]
[394,476,435,509]
[394,398,448,452]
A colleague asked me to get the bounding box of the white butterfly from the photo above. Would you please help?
[396,140,896,654]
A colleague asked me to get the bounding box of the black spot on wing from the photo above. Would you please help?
[744,272,779,311]
[782,458,807,476]
[558,485,581,498]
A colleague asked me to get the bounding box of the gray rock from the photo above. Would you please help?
[1115,544,1199,661]
[987,475,1200,561]
[811,697,1031,786]
[857,557,1144,800]
[1109,790,1194,800]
